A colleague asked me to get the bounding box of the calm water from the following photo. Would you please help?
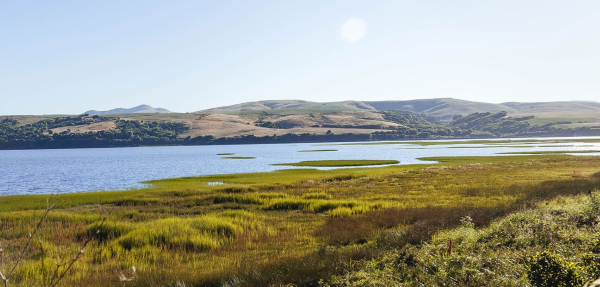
[1,137,600,195]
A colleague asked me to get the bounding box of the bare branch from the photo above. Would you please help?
[49,216,106,287]
[6,204,54,282]
[35,237,48,287]
[1,247,4,274]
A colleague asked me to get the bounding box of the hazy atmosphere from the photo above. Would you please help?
[2,0,600,115]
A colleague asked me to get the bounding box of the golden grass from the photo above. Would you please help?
[1,154,600,286]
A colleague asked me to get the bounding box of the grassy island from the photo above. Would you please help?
[273,159,400,167]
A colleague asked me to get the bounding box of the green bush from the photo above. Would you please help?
[527,250,581,287]
[586,191,600,217]
[582,253,600,279]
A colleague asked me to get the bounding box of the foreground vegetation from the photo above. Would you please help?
[1,155,600,286]
[326,191,600,286]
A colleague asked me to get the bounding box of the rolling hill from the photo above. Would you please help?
[200,98,600,121]
[201,100,375,114]
[84,105,171,115]
[2,98,600,150]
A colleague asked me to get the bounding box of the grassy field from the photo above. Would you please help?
[1,155,600,286]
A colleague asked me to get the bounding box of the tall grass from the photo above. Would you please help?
[2,155,600,286]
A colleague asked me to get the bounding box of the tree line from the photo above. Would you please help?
[1,112,599,150]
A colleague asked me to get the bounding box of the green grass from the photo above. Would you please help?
[323,138,600,146]
[447,145,534,149]
[273,160,400,167]
[222,156,256,159]
[298,149,338,152]
[3,154,600,286]
[323,139,539,146]
[499,150,600,155]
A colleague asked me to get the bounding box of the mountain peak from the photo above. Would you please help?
[84,105,172,115]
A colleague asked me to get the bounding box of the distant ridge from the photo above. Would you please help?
[199,98,600,121]
[362,98,512,120]
[84,105,171,115]
[201,100,375,114]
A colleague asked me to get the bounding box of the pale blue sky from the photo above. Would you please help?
[1,1,599,115]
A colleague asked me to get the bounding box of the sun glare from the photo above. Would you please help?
[340,18,367,43]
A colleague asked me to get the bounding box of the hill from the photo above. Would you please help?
[200,98,600,121]
[505,101,600,116]
[363,98,514,120]
[84,105,171,115]
[201,100,375,114]
[2,98,600,150]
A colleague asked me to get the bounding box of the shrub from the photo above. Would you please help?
[527,250,581,287]
[460,215,475,229]
[586,190,600,218]
[583,253,600,279]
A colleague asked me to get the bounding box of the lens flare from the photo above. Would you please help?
[340,18,367,42]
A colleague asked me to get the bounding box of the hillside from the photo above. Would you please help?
[200,98,600,122]
[2,98,600,149]
[505,101,600,116]
[3,110,600,150]
[363,98,513,120]
[84,104,171,115]
[201,100,375,114]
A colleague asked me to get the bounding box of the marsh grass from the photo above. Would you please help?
[499,150,600,155]
[273,160,400,167]
[2,155,600,286]
[324,138,600,146]
[447,145,534,149]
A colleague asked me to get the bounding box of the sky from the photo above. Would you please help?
[1,0,600,115]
